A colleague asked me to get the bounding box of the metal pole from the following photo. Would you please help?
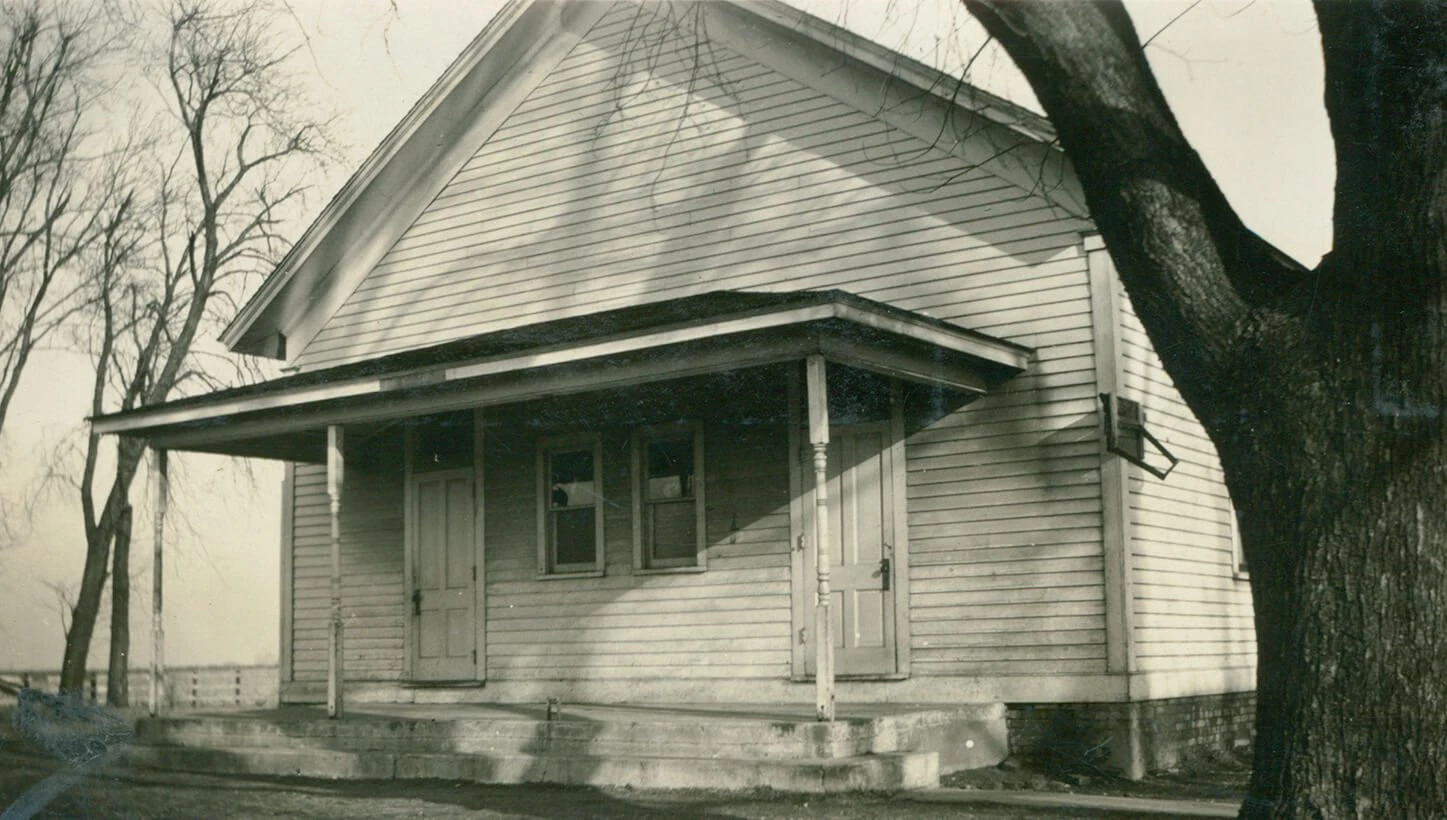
[805,355,835,721]
[327,426,345,719]
[148,448,168,717]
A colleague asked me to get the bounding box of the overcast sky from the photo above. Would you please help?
[0,0,1331,672]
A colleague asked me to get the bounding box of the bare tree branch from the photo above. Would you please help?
[964,0,1300,419]
[58,0,332,696]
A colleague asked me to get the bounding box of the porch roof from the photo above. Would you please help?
[91,289,1032,461]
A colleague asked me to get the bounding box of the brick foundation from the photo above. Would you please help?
[1007,691,1255,779]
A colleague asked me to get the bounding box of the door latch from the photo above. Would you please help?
[879,557,891,591]
[411,589,422,616]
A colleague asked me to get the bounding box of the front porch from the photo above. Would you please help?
[91,290,1031,727]
[126,701,1006,792]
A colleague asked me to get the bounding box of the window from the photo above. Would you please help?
[632,423,705,570]
[537,435,604,575]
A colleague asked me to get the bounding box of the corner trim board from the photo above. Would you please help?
[1087,234,1136,677]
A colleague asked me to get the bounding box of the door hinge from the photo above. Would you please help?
[472,649,477,664]
[472,565,477,581]
[798,627,806,645]
[795,534,805,552]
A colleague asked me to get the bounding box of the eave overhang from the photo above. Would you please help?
[94,290,1031,461]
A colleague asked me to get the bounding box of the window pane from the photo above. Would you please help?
[552,507,595,567]
[645,438,693,500]
[550,449,595,508]
[650,502,697,562]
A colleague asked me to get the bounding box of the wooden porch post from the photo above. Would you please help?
[327,426,345,719]
[148,448,168,717]
[806,355,835,721]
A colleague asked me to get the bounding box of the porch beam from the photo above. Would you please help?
[137,335,820,453]
[327,426,345,719]
[148,448,168,716]
[806,355,835,721]
[95,299,1030,439]
[818,336,989,394]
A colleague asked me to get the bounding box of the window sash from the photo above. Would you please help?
[632,424,705,570]
[537,435,604,575]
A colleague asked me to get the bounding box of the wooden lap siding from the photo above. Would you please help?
[905,248,1108,678]
[292,3,1092,371]
[289,463,406,683]
[284,1,1114,685]
[484,422,794,682]
[1117,285,1256,675]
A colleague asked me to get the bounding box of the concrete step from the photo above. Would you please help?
[134,715,882,760]
[122,744,940,793]
[132,704,1005,767]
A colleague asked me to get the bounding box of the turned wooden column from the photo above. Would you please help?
[805,355,835,721]
[327,426,345,719]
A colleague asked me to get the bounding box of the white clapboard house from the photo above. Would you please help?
[95,0,1256,778]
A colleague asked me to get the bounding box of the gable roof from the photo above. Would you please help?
[222,0,1084,360]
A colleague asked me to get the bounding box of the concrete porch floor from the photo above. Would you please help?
[126,701,1007,792]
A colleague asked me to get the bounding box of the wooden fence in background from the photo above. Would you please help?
[0,665,279,709]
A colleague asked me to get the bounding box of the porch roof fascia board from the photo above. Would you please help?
[92,291,1031,444]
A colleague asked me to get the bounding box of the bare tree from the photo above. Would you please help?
[61,0,328,699]
[962,1,1445,816]
[0,3,113,438]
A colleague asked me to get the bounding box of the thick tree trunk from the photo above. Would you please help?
[59,528,111,695]
[64,443,142,694]
[962,0,1447,815]
[106,505,133,707]
[1226,331,1447,816]
[1244,472,1447,816]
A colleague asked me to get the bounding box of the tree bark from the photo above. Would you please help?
[59,527,110,695]
[964,1,1447,815]
[61,438,142,694]
[106,505,133,707]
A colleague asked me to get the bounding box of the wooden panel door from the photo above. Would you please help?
[410,470,477,681]
[805,423,897,676]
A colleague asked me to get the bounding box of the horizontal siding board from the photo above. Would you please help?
[911,660,1104,676]
[913,600,1105,622]
[485,665,788,680]
[917,629,1105,650]
[912,612,1104,635]
[1134,655,1254,673]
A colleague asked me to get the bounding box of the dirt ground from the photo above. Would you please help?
[942,748,1252,803]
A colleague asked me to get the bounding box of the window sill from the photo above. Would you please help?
[633,565,707,576]
[535,570,605,581]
